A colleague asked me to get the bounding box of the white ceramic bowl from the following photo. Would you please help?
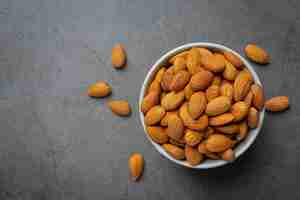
[139,42,265,169]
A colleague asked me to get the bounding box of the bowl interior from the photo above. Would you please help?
[139,42,265,169]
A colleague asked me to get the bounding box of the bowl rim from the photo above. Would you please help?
[139,42,265,169]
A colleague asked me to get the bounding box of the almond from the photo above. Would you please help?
[188,92,207,119]
[141,91,160,114]
[111,43,126,69]
[163,144,185,160]
[198,141,209,154]
[244,90,254,106]
[160,111,178,126]
[161,91,185,111]
[237,121,248,141]
[223,51,244,69]
[87,81,111,98]
[204,126,215,138]
[245,44,270,64]
[202,54,225,73]
[144,106,166,125]
[148,81,161,94]
[206,134,234,152]
[186,48,203,75]
[234,70,253,101]
[212,76,222,86]
[147,126,169,144]
[128,153,144,181]
[220,83,234,101]
[108,100,131,116]
[215,124,239,134]
[154,67,166,83]
[173,57,187,73]
[179,103,208,131]
[185,146,204,166]
[166,114,184,141]
[170,70,190,92]
[169,51,189,64]
[205,96,232,116]
[196,47,213,57]
[247,107,259,128]
[206,85,220,102]
[209,113,235,126]
[265,96,289,112]
[184,83,194,100]
[221,149,235,161]
[161,66,175,92]
[223,59,238,81]
[169,138,186,147]
[190,70,214,91]
[251,84,264,110]
[184,129,204,146]
[231,101,249,122]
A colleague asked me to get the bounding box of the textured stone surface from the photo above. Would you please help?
[0,0,300,199]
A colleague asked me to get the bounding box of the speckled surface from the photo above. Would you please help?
[0,0,300,199]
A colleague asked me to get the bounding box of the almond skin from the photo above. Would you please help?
[196,47,213,57]
[111,43,126,69]
[245,44,270,64]
[161,66,175,92]
[231,101,249,122]
[186,48,203,75]
[202,54,225,73]
[247,107,259,128]
[209,113,235,126]
[206,134,234,152]
[206,85,220,102]
[190,70,214,91]
[185,146,204,166]
[244,91,254,106]
[251,84,264,110]
[87,81,111,98]
[221,149,235,161]
[223,60,238,81]
[154,67,166,83]
[184,83,194,100]
[108,100,131,116]
[147,126,169,144]
[237,121,249,141]
[215,124,239,134]
[160,111,178,126]
[169,51,189,64]
[205,96,232,116]
[220,83,234,102]
[163,144,185,160]
[198,141,209,154]
[188,92,207,119]
[184,129,203,146]
[128,153,144,181]
[173,57,187,73]
[148,81,161,94]
[141,91,160,114]
[170,70,191,92]
[166,114,184,141]
[223,51,244,69]
[179,103,208,131]
[234,70,253,101]
[161,91,185,111]
[144,106,166,125]
[265,96,289,112]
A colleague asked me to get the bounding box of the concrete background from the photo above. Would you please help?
[0,0,300,199]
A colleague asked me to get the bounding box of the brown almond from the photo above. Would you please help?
[184,83,194,100]
[112,43,126,69]
[160,111,178,126]
[206,85,220,102]
[179,103,208,131]
[209,113,235,126]
[190,70,214,91]
[247,107,259,128]
[237,121,249,141]
[147,126,169,144]
[161,91,185,111]
[251,84,264,110]
[206,134,234,152]
[186,48,203,75]
[141,91,160,114]
[185,146,204,166]
[223,51,244,69]
[205,96,232,116]
[221,149,235,161]
[108,100,131,116]
[169,51,189,64]
[198,141,209,154]
[184,129,204,146]
[161,66,175,92]
[220,83,234,102]
[244,91,254,106]
[215,124,239,134]
[223,60,238,81]
[144,106,166,125]
[188,92,207,119]
[234,70,253,101]
[245,44,270,64]
[265,96,289,112]
[128,153,144,181]
[87,81,111,98]
[231,101,249,122]
[148,81,161,94]
[166,114,184,141]
[170,70,191,92]
[169,138,186,147]
[202,54,225,73]
[173,57,187,73]
[154,67,166,83]
[212,76,222,86]
[196,47,213,57]
[163,144,185,160]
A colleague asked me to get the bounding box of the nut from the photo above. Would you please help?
[128,153,144,181]
[265,96,289,112]
[190,70,214,91]
[188,92,207,119]
[147,126,169,144]
[112,43,126,69]
[245,44,270,64]
[144,106,166,125]
[205,96,232,116]
[108,100,131,116]
[163,144,185,160]
[87,81,112,98]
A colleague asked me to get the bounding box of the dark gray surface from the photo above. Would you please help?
[0,0,300,199]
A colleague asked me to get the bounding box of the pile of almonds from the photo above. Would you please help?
[141,45,289,166]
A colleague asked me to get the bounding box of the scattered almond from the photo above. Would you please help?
[265,96,289,112]
[111,43,126,69]
[108,100,131,116]
[128,153,144,181]
[245,44,270,64]
[87,81,111,98]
